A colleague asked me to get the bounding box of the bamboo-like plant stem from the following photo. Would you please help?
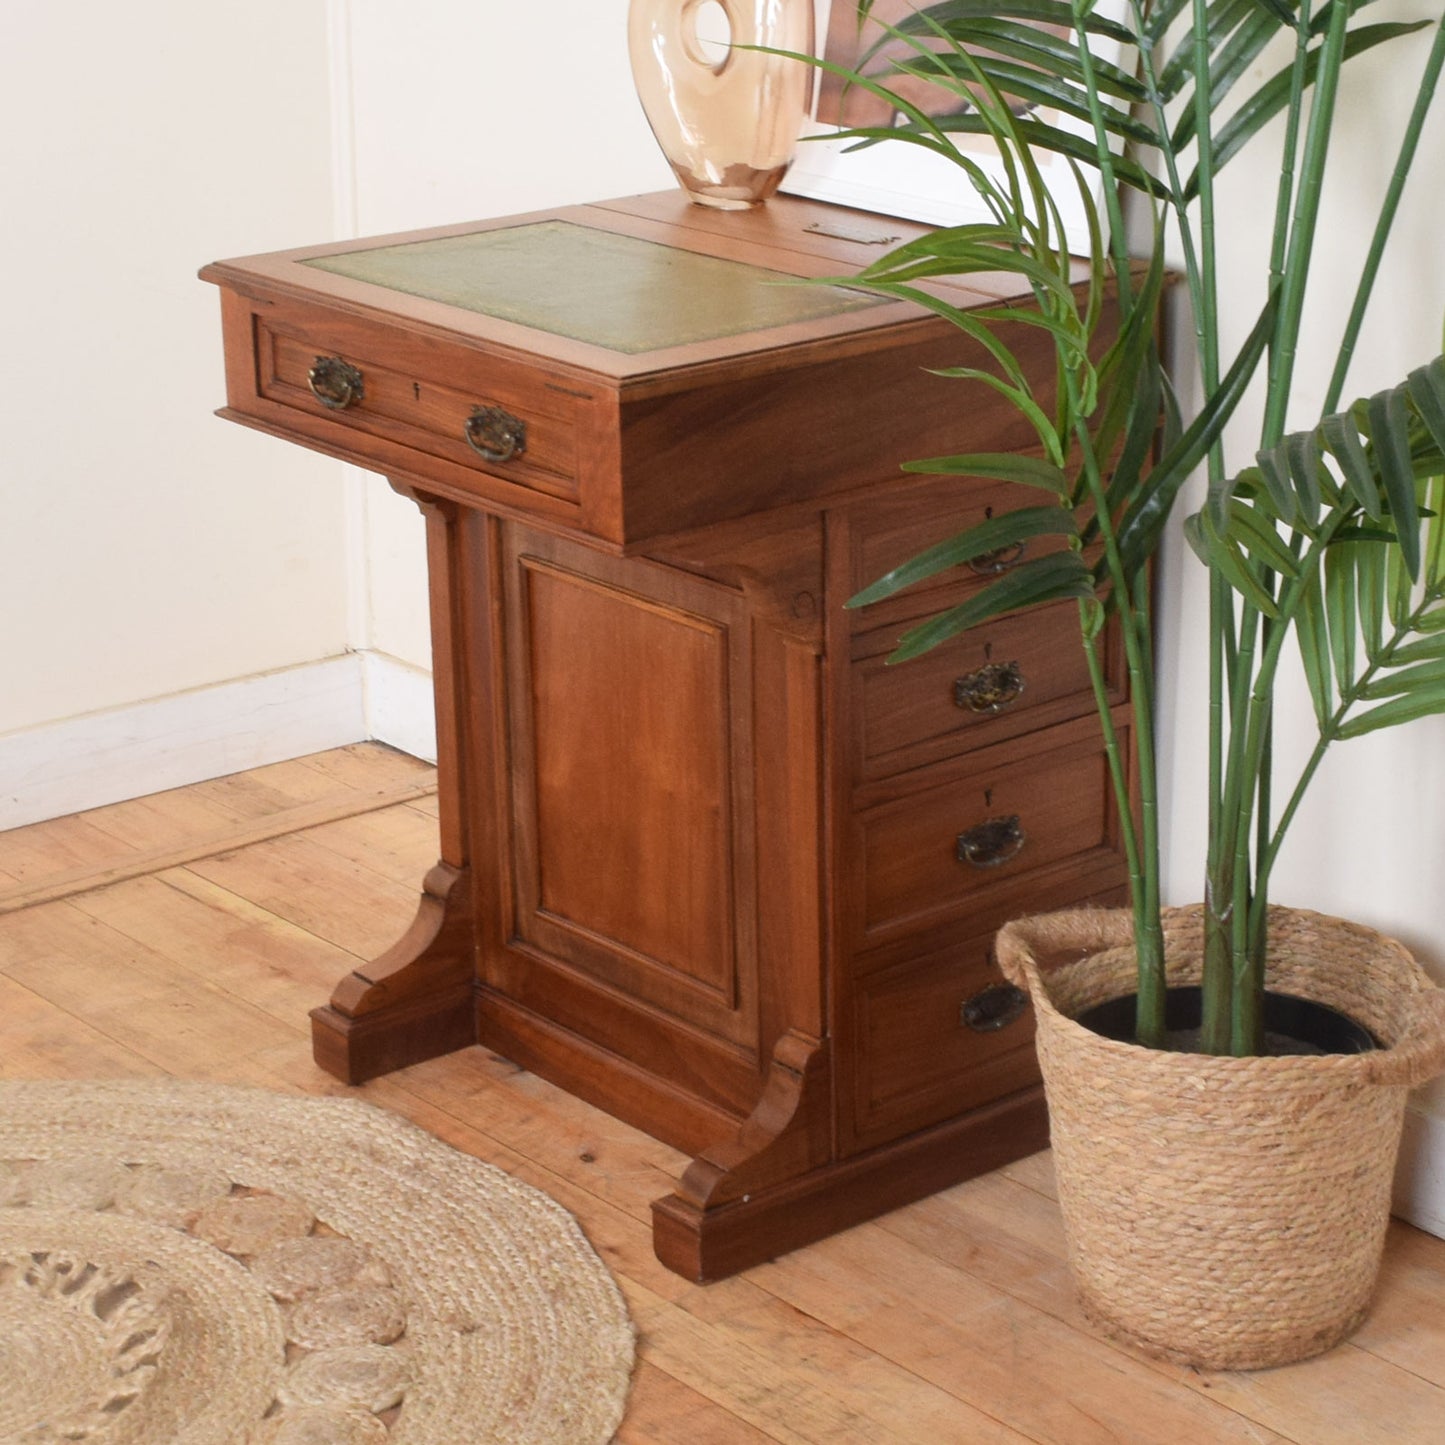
[1065,377,1166,1041]
[1246,2,1315,1032]
[1261,0,1351,445]
[1067,0,1167,1036]
[1219,8,1313,1049]
[1219,0,1354,1053]
[1070,0,1132,295]
[1183,0,1239,1056]
[1224,601,1263,1054]
[1079,606,1154,961]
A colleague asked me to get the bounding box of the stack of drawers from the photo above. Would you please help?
[830,474,1134,1154]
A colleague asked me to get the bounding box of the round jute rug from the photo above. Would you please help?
[0,1079,634,1444]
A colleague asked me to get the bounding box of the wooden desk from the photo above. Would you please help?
[202,192,1129,1280]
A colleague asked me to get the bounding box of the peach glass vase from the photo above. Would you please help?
[628,0,816,210]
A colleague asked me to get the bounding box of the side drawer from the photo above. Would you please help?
[852,597,1122,781]
[844,470,1072,634]
[843,933,1040,1153]
[255,306,583,502]
[850,712,1131,948]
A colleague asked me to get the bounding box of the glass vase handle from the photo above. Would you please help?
[628,0,815,210]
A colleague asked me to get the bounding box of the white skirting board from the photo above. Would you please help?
[0,650,437,831]
[362,650,437,766]
[1395,1105,1445,1240]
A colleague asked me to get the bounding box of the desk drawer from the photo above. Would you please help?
[844,933,1039,1151]
[853,598,1119,780]
[852,715,1128,946]
[255,306,585,503]
[845,472,1073,634]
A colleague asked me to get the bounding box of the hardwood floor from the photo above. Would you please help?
[2,743,1441,1443]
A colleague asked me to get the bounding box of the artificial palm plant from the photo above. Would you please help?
[825,0,1445,1057]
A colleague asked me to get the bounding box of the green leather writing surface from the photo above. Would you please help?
[303,220,882,354]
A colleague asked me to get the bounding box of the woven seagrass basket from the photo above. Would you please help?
[996,903,1445,1371]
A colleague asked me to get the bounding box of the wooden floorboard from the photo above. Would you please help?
[0,742,436,913]
[0,742,1441,1443]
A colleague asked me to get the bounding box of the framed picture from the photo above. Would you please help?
[781,0,1130,254]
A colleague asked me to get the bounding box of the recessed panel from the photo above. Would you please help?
[523,559,736,998]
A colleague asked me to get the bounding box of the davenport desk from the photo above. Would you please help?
[201,192,1130,1280]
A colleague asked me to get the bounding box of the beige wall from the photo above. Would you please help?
[0,0,669,800]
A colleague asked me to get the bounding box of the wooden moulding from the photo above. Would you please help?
[310,989,477,1088]
[310,862,479,1086]
[651,1084,1050,1282]
[473,986,744,1159]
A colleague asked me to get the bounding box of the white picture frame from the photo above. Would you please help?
[781,0,1131,254]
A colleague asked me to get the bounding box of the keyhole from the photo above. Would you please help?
[413,382,421,400]
[984,641,994,662]
[984,506,994,520]
[984,788,994,809]
[684,0,733,72]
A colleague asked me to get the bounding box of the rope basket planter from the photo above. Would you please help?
[995,903,1445,1371]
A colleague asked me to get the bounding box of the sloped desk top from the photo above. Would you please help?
[302,219,885,353]
[200,192,1045,547]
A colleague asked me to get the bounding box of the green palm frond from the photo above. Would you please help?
[819,0,1444,1055]
[1193,360,1445,735]
[847,505,1081,610]
[882,551,1099,663]
[852,0,1429,218]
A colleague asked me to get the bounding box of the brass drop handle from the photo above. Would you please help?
[968,541,1027,575]
[961,983,1028,1033]
[464,405,527,464]
[954,660,1025,715]
[307,356,365,411]
[956,814,1026,869]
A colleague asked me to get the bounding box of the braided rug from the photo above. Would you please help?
[0,1080,634,1444]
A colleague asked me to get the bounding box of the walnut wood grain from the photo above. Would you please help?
[651,1083,1051,1282]
[204,193,1136,1280]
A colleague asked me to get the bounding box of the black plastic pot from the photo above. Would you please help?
[1074,985,1378,1055]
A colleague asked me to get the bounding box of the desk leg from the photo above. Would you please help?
[311,488,480,1082]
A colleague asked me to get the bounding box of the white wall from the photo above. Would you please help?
[0,0,670,823]
[0,4,348,737]
[341,0,674,676]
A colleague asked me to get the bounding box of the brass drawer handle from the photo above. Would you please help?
[968,541,1027,575]
[961,983,1028,1033]
[955,660,1025,715]
[464,405,527,464]
[956,815,1026,869]
[307,356,364,411]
